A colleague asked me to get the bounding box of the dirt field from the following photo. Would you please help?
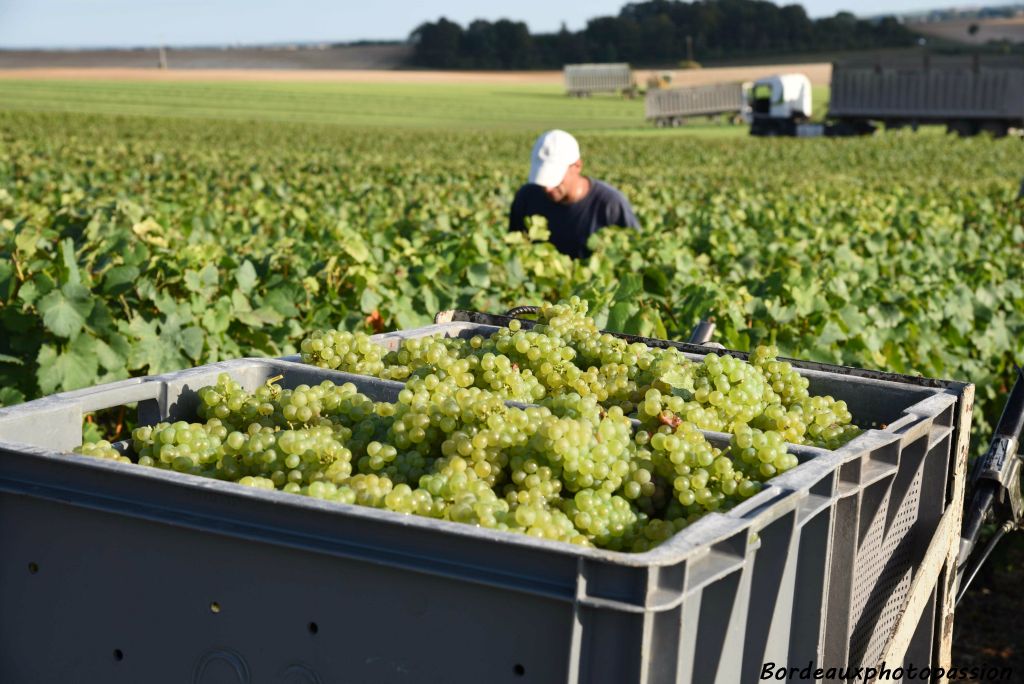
[909,17,1024,45]
[0,63,831,86]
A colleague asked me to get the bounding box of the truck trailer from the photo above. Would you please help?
[563,63,636,98]
[829,55,1024,137]
[645,82,750,127]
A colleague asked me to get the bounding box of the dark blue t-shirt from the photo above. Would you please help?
[508,178,640,258]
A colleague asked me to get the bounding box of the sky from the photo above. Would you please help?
[0,0,1018,49]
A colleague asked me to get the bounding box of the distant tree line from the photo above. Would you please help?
[408,0,917,69]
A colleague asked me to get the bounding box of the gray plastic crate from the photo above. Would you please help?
[0,323,972,684]
[375,311,976,676]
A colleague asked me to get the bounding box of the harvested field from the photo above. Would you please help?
[0,63,831,86]
[909,17,1024,45]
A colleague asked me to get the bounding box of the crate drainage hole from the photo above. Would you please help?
[308,622,319,635]
[210,602,221,614]
[113,649,124,661]
[514,664,525,677]
[28,562,39,574]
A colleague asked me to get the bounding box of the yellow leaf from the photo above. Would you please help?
[131,218,168,248]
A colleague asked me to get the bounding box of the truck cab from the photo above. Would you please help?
[749,73,813,136]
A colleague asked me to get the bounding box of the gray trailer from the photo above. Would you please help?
[645,82,748,127]
[829,55,1024,137]
[564,63,636,98]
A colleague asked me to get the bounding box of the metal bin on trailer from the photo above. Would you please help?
[644,82,748,127]
[829,55,1024,137]
[564,63,635,98]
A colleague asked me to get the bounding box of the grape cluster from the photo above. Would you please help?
[300,329,388,376]
[73,440,131,463]
[132,419,224,473]
[75,299,863,553]
[731,424,800,481]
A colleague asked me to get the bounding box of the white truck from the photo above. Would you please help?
[747,73,821,136]
[645,82,751,127]
[563,63,636,98]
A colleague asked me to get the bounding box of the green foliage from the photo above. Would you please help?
[0,109,1021,457]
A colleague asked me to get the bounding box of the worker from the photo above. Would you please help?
[508,130,639,259]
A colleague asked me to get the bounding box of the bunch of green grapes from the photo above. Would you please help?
[747,346,860,448]
[467,349,546,403]
[300,330,388,376]
[690,353,771,430]
[383,483,447,519]
[795,396,860,450]
[749,345,809,406]
[560,489,641,549]
[418,455,511,526]
[73,440,131,463]
[530,397,634,495]
[380,335,470,383]
[534,296,600,343]
[208,424,343,487]
[197,374,270,429]
[574,332,652,372]
[505,453,563,505]
[644,418,761,509]
[132,419,224,474]
[511,501,585,545]
[730,424,800,481]
[490,326,579,393]
[751,403,811,445]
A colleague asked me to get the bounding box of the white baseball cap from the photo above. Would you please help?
[528,130,580,189]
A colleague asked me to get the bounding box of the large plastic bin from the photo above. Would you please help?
[0,316,973,683]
